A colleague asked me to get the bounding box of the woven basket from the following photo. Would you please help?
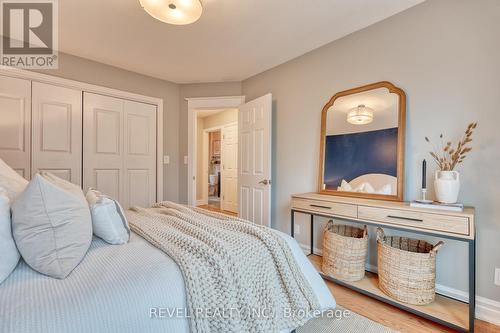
[322,221,368,282]
[376,228,444,305]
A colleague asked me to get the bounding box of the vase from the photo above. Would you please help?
[434,171,460,204]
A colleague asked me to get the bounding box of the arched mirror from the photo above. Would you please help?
[318,81,406,201]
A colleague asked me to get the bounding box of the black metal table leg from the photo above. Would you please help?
[310,215,314,255]
[469,239,476,332]
[291,209,295,238]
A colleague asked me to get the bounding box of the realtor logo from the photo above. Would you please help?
[1,0,58,68]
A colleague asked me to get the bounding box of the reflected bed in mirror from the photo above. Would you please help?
[318,81,406,201]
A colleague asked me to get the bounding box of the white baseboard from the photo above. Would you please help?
[298,242,500,326]
[476,297,500,326]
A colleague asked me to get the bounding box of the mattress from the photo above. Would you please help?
[0,230,335,333]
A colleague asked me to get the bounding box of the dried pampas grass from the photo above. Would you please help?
[425,122,477,171]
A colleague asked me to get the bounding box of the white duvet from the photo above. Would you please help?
[0,230,335,333]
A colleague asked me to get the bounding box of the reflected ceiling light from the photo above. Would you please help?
[139,0,203,25]
[347,105,374,125]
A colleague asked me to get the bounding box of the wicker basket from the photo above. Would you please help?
[322,221,368,282]
[376,228,444,305]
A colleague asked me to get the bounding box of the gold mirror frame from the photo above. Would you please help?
[318,81,406,201]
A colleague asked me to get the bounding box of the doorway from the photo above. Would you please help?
[187,94,273,226]
[195,108,238,214]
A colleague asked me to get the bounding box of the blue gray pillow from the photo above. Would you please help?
[12,172,92,279]
[86,188,130,245]
[0,189,20,284]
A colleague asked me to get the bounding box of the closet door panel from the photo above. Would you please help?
[123,100,156,208]
[0,75,31,178]
[95,109,121,154]
[83,93,124,202]
[32,82,83,185]
[41,169,72,181]
[94,169,121,200]
[127,169,150,208]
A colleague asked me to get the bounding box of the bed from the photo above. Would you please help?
[0,230,335,333]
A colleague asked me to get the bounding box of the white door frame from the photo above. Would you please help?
[187,96,245,206]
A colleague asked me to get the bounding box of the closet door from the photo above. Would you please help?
[0,75,31,178]
[123,100,156,208]
[83,93,124,202]
[32,82,83,184]
[83,93,156,208]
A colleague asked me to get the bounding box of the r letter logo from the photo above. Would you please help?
[1,0,58,68]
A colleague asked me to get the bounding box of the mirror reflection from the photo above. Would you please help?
[323,87,400,196]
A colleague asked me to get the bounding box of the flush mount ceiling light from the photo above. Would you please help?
[347,104,374,125]
[139,0,203,25]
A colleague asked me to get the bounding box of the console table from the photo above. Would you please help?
[290,192,476,333]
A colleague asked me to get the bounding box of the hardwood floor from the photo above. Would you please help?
[197,204,238,217]
[308,255,499,333]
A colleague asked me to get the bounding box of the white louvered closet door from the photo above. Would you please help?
[32,82,83,185]
[83,92,156,208]
[0,76,31,179]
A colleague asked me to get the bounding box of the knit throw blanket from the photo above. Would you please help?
[126,202,320,333]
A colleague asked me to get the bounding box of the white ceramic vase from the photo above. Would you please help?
[434,171,460,204]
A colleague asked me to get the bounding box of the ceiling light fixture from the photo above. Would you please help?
[139,0,203,25]
[347,105,374,125]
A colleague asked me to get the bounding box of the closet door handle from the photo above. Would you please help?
[386,215,423,222]
[310,204,332,210]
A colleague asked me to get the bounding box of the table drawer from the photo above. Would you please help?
[291,198,357,218]
[358,206,470,236]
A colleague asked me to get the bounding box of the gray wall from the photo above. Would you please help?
[35,53,180,202]
[242,0,500,301]
[178,82,242,203]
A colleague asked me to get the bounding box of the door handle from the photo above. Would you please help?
[259,179,271,185]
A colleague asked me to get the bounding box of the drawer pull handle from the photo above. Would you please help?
[310,204,332,210]
[387,215,423,222]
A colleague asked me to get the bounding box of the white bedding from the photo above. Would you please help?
[0,230,335,333]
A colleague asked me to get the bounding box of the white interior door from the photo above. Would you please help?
[201,131,209,204]
[0,75,31,178]
[238,94,272,226]
[83,93,124,202]
[32,82,82,185]
[123,100,157,209]
[221,123,238,213]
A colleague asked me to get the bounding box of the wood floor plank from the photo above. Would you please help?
[197,205,238,217]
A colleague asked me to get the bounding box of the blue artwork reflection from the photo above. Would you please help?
[324,127,398,189]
